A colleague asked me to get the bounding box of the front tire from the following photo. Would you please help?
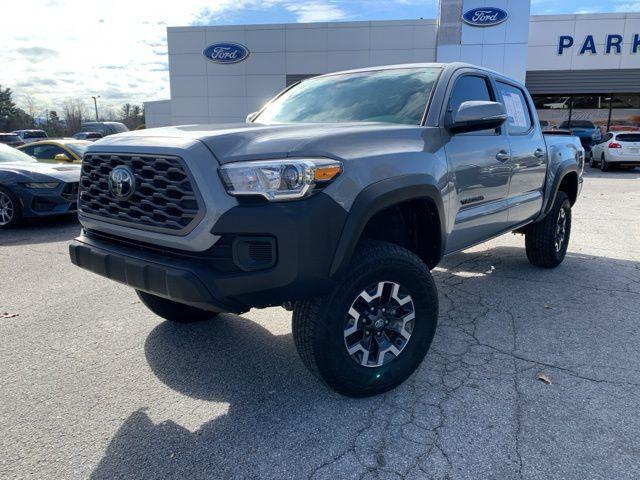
[600,154,610,172]
[292,241,438,397]
[0,187,21,229]
[136,290,218,323]
[525,191,571,268]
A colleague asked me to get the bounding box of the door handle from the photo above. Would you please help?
[495,151,510,162]
[534,148,545,158]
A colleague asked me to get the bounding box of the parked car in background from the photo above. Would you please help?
[558,120,602,151]
[0,144,80,228]
[590,132,640,171]
[18,139,90,164]
[0,133,25,147]
[13,129,48,144]
[544,97,570,109]
[73,132,103,141]
[80,122,129,136]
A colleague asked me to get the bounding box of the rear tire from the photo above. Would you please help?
[292,241,438,397]
[589,154,597,168]
[136,290,218,323]
[525,191,571,268]
[600,154,610,172]
[0,187,21,229]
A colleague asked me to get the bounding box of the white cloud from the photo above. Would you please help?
[1,0,350,116]
[614,1,640,12]
[284,2,348,22]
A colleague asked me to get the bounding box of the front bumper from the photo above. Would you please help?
[16,182,78,218]
[69,192,348,312]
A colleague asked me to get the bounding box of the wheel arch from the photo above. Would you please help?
[329,175,446,278]
[539,162,579,219]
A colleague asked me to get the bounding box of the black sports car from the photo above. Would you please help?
[0,143,81,228]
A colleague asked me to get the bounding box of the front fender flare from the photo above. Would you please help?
[329,174,446,278]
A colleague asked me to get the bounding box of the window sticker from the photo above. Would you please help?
[503,92,528,128]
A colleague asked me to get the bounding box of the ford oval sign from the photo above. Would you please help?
[462,7,508,27]
[203,42,250,64]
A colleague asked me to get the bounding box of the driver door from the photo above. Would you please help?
[444,73,512,254]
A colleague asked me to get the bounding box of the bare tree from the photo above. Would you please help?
[62,98,89,135]
[22,94,43,126]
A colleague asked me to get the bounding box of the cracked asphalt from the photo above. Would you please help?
[1,168,640,480]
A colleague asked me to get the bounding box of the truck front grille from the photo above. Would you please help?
[79,153,202,233]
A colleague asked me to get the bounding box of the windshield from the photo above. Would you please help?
[65,142,90,157]
[560,120,595,129]
[0,144,36,163]
[255,67,441,126]
[24,131,47,139]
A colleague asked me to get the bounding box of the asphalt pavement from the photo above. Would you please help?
[1,167,639,480]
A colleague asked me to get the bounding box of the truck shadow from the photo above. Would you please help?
[0,214,79,247]
[89,245,640,479]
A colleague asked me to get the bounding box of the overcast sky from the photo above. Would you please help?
[1,0,639,116]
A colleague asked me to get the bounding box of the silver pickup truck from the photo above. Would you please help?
[70,62,584,397]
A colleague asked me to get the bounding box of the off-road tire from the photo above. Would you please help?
[292,241,438,397]
[0,186,21,229]
[136,290,218,323]
[525,191,571,268]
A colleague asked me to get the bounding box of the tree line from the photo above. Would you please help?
[0,85,145,136]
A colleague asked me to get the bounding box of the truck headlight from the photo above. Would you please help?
[22,182,60,189]
[219,158,342,201]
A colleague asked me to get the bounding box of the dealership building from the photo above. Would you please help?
[144,0,640,132]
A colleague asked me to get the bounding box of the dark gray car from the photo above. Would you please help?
[0,144,80,228]
[70,63,583,396]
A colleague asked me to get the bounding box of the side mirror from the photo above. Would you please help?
[246,111,259,123]
[447,101,507,134]
[54,153,72,162]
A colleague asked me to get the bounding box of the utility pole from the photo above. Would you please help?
[91,95,100,122]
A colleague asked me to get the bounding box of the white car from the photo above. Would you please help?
[590,132,640,171]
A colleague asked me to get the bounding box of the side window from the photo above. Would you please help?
[32,145,66,159]
[496,81,533,135]
[449,75,492,115]
[603,133,613,143]
[21,145,35,157]
[448,75,496,135]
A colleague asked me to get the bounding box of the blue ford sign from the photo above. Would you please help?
[203,42,250,64]
[462,7,508,27]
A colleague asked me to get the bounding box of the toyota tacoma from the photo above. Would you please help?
[69,63,584,396]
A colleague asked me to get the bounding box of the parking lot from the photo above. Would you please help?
[1,167,639,480]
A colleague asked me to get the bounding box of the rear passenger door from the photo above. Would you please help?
[494,80,547,226]
[443,73,512,254]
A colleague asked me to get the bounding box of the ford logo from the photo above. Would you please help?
[203,42,250,64]
[462,7,508,27]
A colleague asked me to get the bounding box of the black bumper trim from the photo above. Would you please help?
[70,192,349,312]
[69,238,241,313]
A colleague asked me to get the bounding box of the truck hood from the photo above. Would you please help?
[1,162,81,182]
[92,122,423,164]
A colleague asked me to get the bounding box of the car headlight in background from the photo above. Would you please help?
[22,182,60,189]
[219,158,342,201]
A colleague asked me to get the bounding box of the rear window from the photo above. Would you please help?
[617,134,640,142]
[24,131,47,139]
